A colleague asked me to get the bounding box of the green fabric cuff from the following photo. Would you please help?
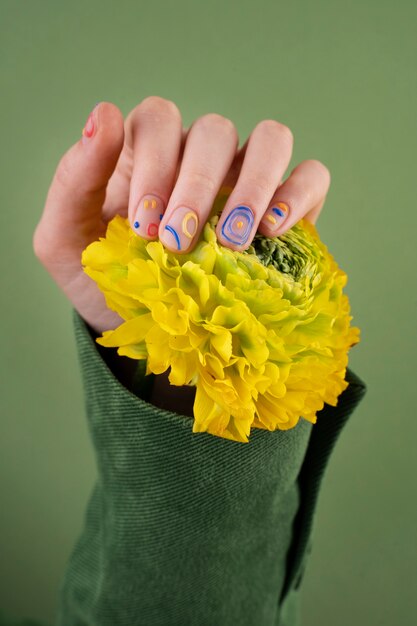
[55,309,316,626]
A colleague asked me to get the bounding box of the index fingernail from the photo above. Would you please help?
[132,195,165,239]
[160,207,199,252]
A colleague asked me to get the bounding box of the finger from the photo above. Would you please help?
[126,96,183,240]
[159,113,239,253]
[34,102,125,257]
[304,195,326,225]
[170,126,189,185]
[215,120,293,251]
[258,159,331,237]
[220,136,249,189]
[102,116,189,225]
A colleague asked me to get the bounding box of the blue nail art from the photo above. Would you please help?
[165,225,181,250]
[221,205,254,245]
[134,221,140,228]
[159,214,163,220]
[272,203,289,220]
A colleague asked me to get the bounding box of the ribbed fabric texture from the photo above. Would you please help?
[55,310,318,626]
[279,366,368,603]
[0,309,367,626]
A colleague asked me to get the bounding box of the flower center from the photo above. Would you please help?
[248,230,313,281]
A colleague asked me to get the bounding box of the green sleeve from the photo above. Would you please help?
[0,308,367,626]
[54,309,316,626]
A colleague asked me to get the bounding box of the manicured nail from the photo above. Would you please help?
[160,207,199,252]
[132,195,165,239]
[81,105,99,143]
[220,205,254,246]
[261,202,290,231]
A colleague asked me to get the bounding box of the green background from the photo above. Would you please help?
[1,0,415,624]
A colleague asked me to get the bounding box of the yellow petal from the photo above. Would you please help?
[96,313,154,347]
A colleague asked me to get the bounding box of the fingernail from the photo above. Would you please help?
[132,195,165,239]
[81,104,100,143]
[160,207,199,252]
[220,205,254,246]
[260,202,290,231]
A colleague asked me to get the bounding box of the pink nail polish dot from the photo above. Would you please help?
[147,223,158,237]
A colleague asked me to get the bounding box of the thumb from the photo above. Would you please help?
[34,102,125,259]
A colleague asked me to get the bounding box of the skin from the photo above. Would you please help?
[33,96,331,415]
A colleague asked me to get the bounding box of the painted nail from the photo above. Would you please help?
[261,202,290,230]
[220,205,254,246]
[132,195,165,239]
[160,207,199,252]
[81,104,99,143]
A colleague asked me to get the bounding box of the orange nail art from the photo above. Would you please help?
[261,202,290,230]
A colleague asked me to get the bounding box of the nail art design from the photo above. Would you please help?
[147,223,159,237]
[133,195,165,239]
[261,202,290,230]
[160,207,199,252]
[272,202,289,218]
[182,212,198,238]
[82,111,95,139]
[143,199,158,209]
[165,225,181,250]
[221,205,254,246]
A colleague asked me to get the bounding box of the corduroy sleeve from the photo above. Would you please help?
[54,309,316,626]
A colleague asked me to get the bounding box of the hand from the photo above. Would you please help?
[33,96,331,336]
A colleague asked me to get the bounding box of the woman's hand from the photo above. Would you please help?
[33,96,331,335]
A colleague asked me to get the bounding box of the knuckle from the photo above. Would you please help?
[138,95,181,120]
[32,228,42,259]
[143,153,173,180]
[255,119,294,144]
[245,171,274,194]
[182,168,217,193]
[305,159,331,185]
[195,113,237,137]
[140,141,175,176]
[32,224,49,263]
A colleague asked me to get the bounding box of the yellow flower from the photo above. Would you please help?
[81,187,360,443]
